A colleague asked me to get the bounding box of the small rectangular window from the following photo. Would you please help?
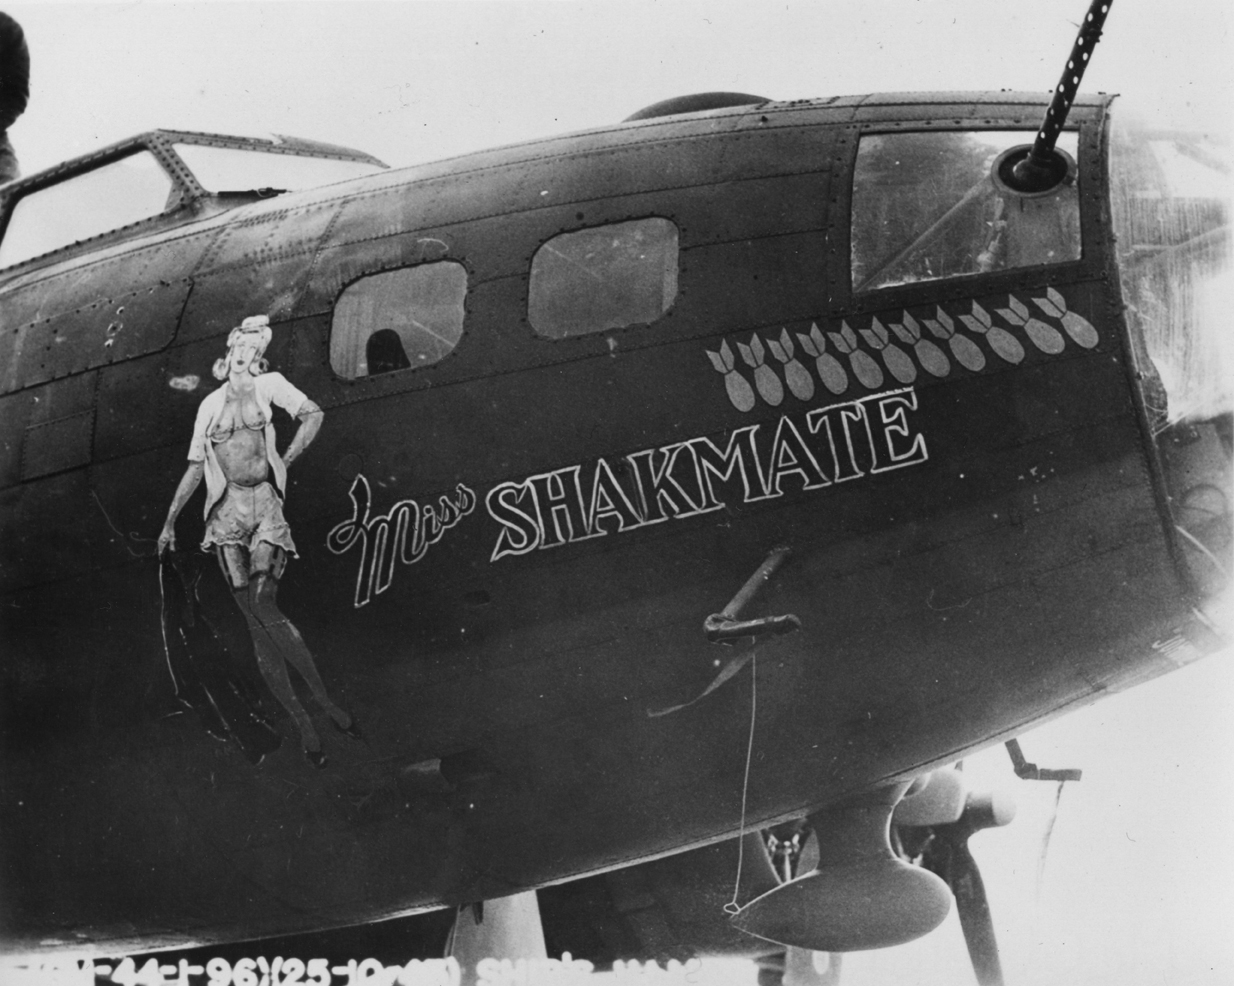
[851,131,1081,293]
[331,262,467,380]
[529,218,679,338]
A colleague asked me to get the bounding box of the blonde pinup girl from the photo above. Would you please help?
[159,315,356,768]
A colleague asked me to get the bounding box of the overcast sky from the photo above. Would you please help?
[6,0,1232,175]
[3,2,1233,984]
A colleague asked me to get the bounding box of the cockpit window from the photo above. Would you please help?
[0,151,173,268]
[1109,110,1232,424]
[173,144,384,194]
[529,218,679,338]
[851,131,1081,293]
[331,262,468,380]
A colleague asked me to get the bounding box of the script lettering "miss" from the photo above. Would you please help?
[328,474,477,608]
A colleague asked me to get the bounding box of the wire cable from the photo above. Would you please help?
[724,652,759,915]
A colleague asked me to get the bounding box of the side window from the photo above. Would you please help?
[529,218,679,338]
[851,131,1081,293]
[0,151,174,268]
[330,262,467,380]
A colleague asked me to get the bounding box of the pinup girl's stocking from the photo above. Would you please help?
[248,574,353,732]
[233,586,323,755]
[222,541,353,762]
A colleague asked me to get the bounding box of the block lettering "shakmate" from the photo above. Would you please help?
[485,387,928,562]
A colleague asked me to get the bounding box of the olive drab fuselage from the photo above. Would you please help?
[0,94,1225,955]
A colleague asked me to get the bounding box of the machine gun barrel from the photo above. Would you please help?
[1012,0,1114,191]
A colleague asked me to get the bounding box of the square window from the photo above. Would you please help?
[331,263,467,380]
[851,131,1081,293]
[529,218,679,338]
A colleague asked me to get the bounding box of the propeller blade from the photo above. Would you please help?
[946,839,1004,986]
[918,790,1015,986]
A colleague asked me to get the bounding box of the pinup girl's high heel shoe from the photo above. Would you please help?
[304,748,328,769]
[334,716,362,741]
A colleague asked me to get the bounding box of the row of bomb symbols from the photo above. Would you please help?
[706,288,1099,412]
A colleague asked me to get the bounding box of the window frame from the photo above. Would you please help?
[0,149,183,270]
[527,216,681,340]
[328,260,471,383]
[0,131,386,274]
[849,128,1083,295]
[0,144,192,271]
[828,120,1106,313]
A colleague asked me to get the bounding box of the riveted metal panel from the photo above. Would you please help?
[180,253,316,341]
[845,91,1107,110]
[489,129,832,216]
[0,210,217,334]
[0,391,30,489]
[93,340,222,464]
[22,411,94,481]
[0,278,190,396]
[0,469,95,594]
[854,103,993,123]
[295,128,837,329]
[304,127,835,267]
[293,232,457,321]
[0,229,205,396]
[4,245,155,328]
[734,106,855,130]
[300,170,836,329]
[176,199,344,341]
[19,372,98,481]
[24,368,96,428]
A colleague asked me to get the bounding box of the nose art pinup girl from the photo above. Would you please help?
[159,315,357,767]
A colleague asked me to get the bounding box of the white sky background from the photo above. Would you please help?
[5,0,1233,173]
[3,2,1234,984]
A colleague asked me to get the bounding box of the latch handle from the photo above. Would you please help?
[704,545,801,643]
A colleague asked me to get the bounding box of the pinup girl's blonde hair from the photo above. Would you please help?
[213,315,273,381]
